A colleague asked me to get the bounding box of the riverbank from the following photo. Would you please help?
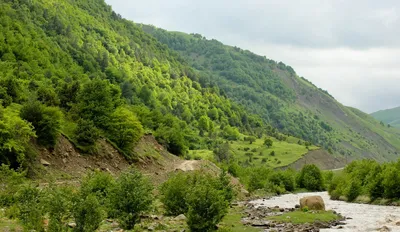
[241,202,344,231]
[250,192,400,231]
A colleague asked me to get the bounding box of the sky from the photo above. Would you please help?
[105,0,400,113]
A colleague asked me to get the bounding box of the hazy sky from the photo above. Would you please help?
[105,0,400,113]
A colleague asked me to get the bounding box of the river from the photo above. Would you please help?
[250,192,400,231]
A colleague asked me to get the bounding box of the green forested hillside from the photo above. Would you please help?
[371,106,400,128]
[141,25,400,161]
[0,0,272,169]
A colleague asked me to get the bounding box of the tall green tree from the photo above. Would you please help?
[107,107,144,155]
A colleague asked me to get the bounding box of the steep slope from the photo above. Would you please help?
[0,0,268,168]
[371,106,400,128]
[141,25,400,161]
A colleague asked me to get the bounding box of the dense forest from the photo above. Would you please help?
[141,25,400,161]
[0,0,270,169]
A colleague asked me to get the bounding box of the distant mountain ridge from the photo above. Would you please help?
[141,25,400,161]
[371,106,400,128]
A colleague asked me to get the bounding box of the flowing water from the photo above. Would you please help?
[250,192,400,232]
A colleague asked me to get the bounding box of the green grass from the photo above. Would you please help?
[0,209,22,232]
[218,207,261,232]
[267,210,340,224]
[189,136,319,168]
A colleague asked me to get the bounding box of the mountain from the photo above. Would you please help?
[1,0,399,172]
[0,0,271,168]
[371,106,400,128]
[141,25,400,161]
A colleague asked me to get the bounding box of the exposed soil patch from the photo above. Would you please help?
[35,136,129,180]
[285,149,346,170]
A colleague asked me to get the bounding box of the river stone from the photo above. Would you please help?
[379,226,391,232]
[299,196,325,211]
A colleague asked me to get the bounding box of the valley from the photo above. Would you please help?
[0,0,400,231]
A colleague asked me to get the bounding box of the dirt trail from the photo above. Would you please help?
[175,160,199,171]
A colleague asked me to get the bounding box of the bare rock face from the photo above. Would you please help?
[300,196,325,211]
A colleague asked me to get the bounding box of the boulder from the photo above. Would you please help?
[40,159,50,166]
[299,196,325,211]
[174,214,187,221]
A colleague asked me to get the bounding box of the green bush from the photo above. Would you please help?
[15,184,45,232]
[227,163,239,177]
[297,164,324,191]
[247,167,270,192]
[0,165,26,206]
[74,118,100,148]
[80,170,115,207]
[20,101,61,147]
[0,107,35,168]
[160,173,192,216]
[106,107,144,155]
[265,181,285,195]
[268,170,295,192]
[346,179,361,202]
[109,168,153,229]
[382,166,400,199]
[44,185,74,232]
[73,194,104,232]
[186,183,228,232]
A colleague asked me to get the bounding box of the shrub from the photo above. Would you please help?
[0,108,35,168]
[160,173,191,216]
[161,171,235,217]
[382,166,400,199]
[80,170,115,207]
[248,167,270,192]
[265,181,285,195]
[109,168,153,229]
[73,194,104,232]
[44,185,74,232]
[74,119,100,149]
[227,163,239,177]
[186,183,228,232]
[37,85,60,106]
[297,164,324,191]
[346,179,361,202]
[0,165,26,206]
[106,107,144,155]
[15,185,45,232]
[264,138,273,148]
[269,170,295,192]
[213,142,232,163]
[269,151,275,156]
[216,170,236,204]
[20,101,61,147]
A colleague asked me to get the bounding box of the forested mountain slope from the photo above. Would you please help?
[0,0,270,169]
[141,25,400,161]
[371,106,400,128]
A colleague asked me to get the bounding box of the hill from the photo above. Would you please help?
[141,25,400,161]
[0,0,270,169]
[0,0,316,172]
[371,106,400,128]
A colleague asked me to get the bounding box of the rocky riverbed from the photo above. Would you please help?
[249,192,400,232]
[241,201,345,231]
